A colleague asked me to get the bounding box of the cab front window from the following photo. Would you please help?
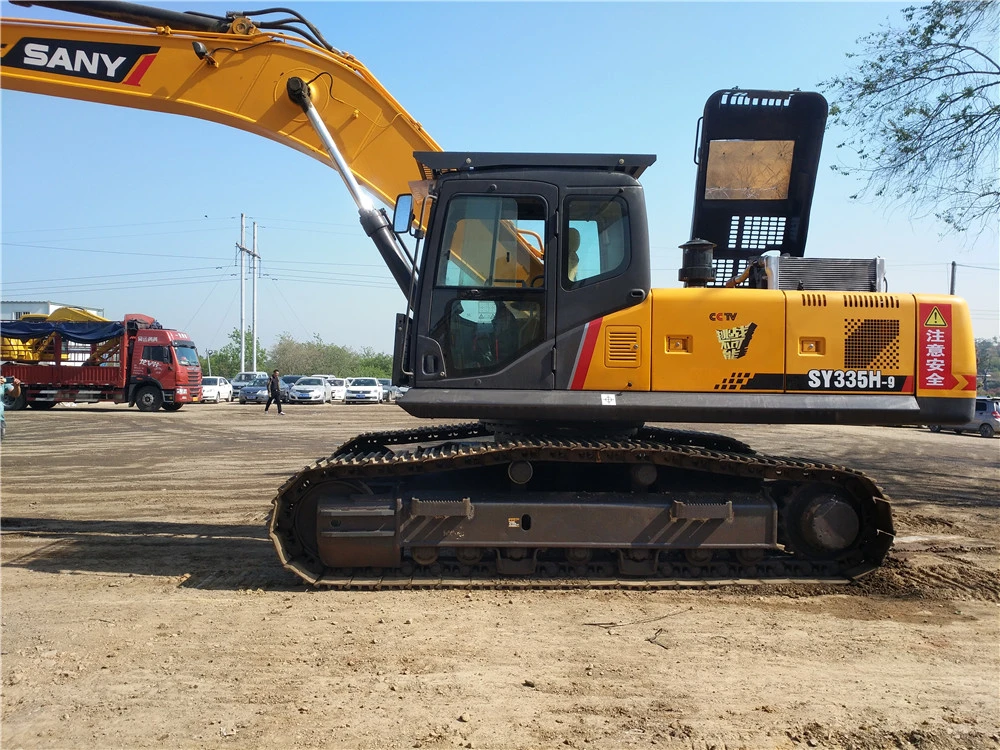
[172,343,199,366]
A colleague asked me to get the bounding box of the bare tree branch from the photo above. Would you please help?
[821,0,1000,235]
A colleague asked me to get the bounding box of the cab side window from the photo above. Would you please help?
[564,196,630,288]
[142,345,171,363]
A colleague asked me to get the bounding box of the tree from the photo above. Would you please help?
[265,333,391,378]
[352,347,393,378]
[199,328,268,378]
[975,336,1000,394]
[822,1,999,234]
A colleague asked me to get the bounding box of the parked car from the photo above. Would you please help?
[328,377,348,402]
[287,376,332,404]
[344,377,383,404]
[279,375,303,402]
[200,376,233,403]
[238,377,271,404]
[929,397,999,438]
[231,371,268,392]
[377,378,399,403]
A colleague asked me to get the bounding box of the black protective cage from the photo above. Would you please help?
[690,89,828,285]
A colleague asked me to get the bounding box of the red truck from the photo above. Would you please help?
[1,312,202,411]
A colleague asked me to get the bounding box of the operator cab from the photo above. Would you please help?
[391,152,654,401]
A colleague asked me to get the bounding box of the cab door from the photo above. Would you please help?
[412,179,558,390]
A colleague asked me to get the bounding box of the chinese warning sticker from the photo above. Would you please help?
[917,303,952,390]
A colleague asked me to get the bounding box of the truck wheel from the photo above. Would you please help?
[27,401,57,409]
[135,386,163,412]
[928,425,941,433]
[163,403,183,412]
[979,423,995,438]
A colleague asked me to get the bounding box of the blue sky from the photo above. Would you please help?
[2,1,997,357]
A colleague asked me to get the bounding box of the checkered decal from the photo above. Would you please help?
[715,372,753,391]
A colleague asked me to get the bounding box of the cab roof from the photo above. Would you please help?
[414,152,656,180]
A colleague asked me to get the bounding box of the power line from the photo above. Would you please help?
[260,266,392,282]
[955,263,1000,271]
[209,285,240,346]
[267,278,313,335]
[263,273,396,289]
[0,216,237,235]
[184,271,235,332]
[7,269,235,294]
[2,265,226,287]
[9,275,238,296]
[1,227,235,243]
[2,241,225,261]
[265,259,385,269]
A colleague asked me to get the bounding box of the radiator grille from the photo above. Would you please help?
[844,319,900,369]
[764,257,885,291]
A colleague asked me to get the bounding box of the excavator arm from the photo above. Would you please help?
[1,1,442,292]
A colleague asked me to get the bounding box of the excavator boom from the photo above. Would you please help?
[1,5,440,209]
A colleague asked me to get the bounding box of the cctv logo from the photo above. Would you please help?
[3,38,160,85]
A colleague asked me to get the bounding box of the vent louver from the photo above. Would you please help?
[606,328,640,366]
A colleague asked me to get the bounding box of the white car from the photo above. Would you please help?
[328,377,347,402]
[201,376,233,403]
[344,377,383,404]
[287,376,332,404]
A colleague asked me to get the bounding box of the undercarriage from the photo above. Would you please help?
[269,424,895,588]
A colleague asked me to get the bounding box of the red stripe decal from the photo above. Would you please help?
[123,53,157,86]
[570,319,603,390]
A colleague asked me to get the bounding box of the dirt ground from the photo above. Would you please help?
[1,401,997,750]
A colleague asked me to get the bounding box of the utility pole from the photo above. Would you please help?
[236,214,260,372]
[239,213,246,373]
[950,261,957,295]
[252,221,259,372]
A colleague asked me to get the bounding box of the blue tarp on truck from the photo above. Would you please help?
[0,321,125,344]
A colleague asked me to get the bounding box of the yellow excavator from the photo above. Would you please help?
[1,2,977,587]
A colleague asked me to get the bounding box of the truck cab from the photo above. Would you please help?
[129,320,201,410]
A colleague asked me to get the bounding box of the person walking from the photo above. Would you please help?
[265,369,284,415]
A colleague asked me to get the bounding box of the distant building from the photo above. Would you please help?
[1,300,105,321]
